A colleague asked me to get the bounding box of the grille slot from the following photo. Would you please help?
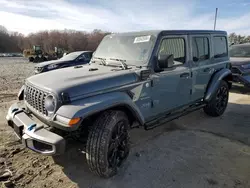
[25,85,48,116]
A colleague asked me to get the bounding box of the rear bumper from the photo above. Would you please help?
[6,102,65,155]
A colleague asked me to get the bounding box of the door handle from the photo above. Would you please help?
[203,68,211,72]
[180,73,190,78]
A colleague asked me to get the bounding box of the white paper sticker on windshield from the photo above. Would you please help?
[134,35,151,43]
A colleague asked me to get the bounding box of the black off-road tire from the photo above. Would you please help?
[33,56,40,63]
[86,111,130,178]
[29,57,34,62]
[43,57,48,61]
[204,80,229,117]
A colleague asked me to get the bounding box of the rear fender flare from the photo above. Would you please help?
[204,68,232,102]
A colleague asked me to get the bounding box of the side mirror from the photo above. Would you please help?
[157,54,174,69]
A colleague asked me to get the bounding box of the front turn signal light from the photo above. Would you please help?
[68,117,81,126]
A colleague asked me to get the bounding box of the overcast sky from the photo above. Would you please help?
[0,0,250,35]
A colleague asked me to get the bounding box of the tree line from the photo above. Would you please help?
[0,25,110,53]
[1,25,250,53]
[228,33,250,45]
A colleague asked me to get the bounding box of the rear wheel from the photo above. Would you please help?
[204,80,229,117]
[86,111,130,178]
[28,57,34,62]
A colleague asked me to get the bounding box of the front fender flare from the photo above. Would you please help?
[204,68,232,102]
[56,92,145,125]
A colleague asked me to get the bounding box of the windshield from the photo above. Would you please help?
[93,34,156,64]
[60,51,82,61]
[229,45,250,57]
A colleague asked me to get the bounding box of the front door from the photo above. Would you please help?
[150,36,192,119]
[190,35,214,101]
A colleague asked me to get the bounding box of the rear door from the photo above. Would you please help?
[190,34,229,101]
[190,35,213,101]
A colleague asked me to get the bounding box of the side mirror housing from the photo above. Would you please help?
[157,54,174,69]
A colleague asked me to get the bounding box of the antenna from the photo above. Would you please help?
[214,8,218,30]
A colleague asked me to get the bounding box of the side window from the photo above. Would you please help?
[85,52,93,59]
[213,36,228,58]
[83,53,90,59]
[77,54,86,61]
[192,37,209,62]
[159,38,185,66]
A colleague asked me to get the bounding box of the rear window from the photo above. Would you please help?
[213,36,228,58]
[192,37,209,62]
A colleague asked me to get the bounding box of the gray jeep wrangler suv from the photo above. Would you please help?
[6,30,232,178]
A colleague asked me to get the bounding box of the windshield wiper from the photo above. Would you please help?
[92,57,107,66]
[109,58,128,70]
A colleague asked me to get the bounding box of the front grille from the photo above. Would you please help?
[25,85,48,116]
[231,67,241,74]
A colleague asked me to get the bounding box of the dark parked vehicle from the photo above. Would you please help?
[6,30,232,178]
[34,51,93,74]
[230,43,250,87]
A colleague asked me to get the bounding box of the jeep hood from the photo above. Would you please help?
[26,64,138,98]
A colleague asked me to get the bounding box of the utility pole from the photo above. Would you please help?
[214,8,218,30]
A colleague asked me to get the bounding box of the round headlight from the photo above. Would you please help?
[44,95,56,114]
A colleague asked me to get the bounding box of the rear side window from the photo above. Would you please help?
[213,36,228,58]
[159,38,185,65]
[192,37,209,62]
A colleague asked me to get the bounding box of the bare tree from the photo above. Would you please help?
[0,27,110,53]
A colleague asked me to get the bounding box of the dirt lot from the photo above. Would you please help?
[0,57,250,188]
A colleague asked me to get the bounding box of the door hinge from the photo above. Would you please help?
[190,72,193,77]
[190,89,192,95]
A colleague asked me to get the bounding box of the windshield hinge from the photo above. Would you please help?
[140,70,151,80]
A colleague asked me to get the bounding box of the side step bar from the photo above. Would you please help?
[144,104,206,130]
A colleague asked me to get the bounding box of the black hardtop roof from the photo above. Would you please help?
[111,30,227,37]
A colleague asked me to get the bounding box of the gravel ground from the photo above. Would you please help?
[0,57,250,188]
[0,57,34,103]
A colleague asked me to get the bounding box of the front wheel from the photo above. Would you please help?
[204,80,229,117]
[86,111,130,178]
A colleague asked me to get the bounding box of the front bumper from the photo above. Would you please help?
[6,102,65,155]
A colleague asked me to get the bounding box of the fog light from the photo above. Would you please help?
[26,139,53,153]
